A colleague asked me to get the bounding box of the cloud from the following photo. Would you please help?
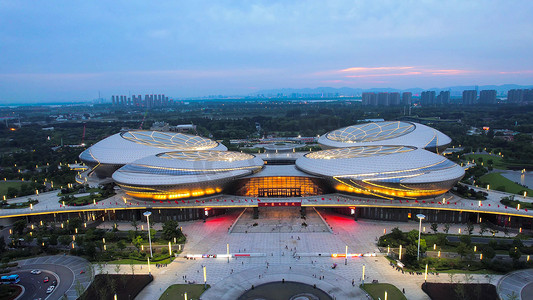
[340,67,415,73]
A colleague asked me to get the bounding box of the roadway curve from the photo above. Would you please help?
[12,264,72,300]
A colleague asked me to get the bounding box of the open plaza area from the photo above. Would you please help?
[85,208,511,300]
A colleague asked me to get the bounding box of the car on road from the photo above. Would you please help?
[46,285,55,294]
[52,280,57,286]
[30,269,41,275]
[43,276,49,283]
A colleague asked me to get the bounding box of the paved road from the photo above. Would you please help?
[14,263,74,300]
[13,269,57,300]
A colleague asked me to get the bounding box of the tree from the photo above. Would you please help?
[481,245,496,261]
[431,223,438,233]
[132,235,143,252]
[13,220,27,235]
[58,235,71,245]
[131,219,139,232]
[479,222,488,235]
[68,217,82,233]
[435,233,447,246]
[509,247,521,261]
[117,240,126,251]
[162,220,182,242]
[448,272,456,283]
[443,224,450,234]
[402,244,416,263]
[460,235,472,247]
[466,222,474,235]
[457,242,474,260]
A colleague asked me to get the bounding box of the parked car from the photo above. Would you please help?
[30,270,41,275]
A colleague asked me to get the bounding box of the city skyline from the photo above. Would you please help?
[1,0,533,103]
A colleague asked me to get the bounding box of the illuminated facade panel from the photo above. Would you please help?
[112,150,264,200]
[233,176,325,197]
[296,146,464,200]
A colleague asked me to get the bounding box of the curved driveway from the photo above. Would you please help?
[14,255,92,300]
[497,269,533,300]
[16,264,73,300]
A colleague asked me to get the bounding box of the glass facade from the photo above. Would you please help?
[233,176,325,197]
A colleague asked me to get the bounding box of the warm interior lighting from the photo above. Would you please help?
[236,176,322,197]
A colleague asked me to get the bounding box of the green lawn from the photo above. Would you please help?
[0,181,23,197]
[479,172,533,195]
[465,154,506,169]
[59,187,100,196]
[361,283,406,300]
[159,284,209,300]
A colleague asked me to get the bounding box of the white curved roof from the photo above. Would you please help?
[296,146,464,184]
[112,150,264,186]
[80,131,227,166]
[318,121,451,150]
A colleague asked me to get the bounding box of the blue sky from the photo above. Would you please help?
[1,0,532,102]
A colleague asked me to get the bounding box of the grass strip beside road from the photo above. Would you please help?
[479,172,533,195]
[361,283,407,300]
[159,284,210,300]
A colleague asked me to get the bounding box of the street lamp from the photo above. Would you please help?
[416,214,426,261]
[144,211,153,257]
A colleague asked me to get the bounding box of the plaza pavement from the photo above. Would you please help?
[95,208,505,300]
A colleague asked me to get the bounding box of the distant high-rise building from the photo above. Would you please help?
[377,92,389,106]
[507,89,533,103]
[112,95,116,105]
[421,91,436,106]
[402,92,412,106]
[362,92,377,106]
[479,90,497,104]
[389,92,401,106]
[526,90,533,102]
[462,90,477,105]
[436,91,450,105]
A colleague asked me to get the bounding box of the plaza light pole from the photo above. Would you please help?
[144,211,153,257]
[345,245,348,265]
[361,264,365,285]
[417,214,426,261]
[203,266,207,289]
